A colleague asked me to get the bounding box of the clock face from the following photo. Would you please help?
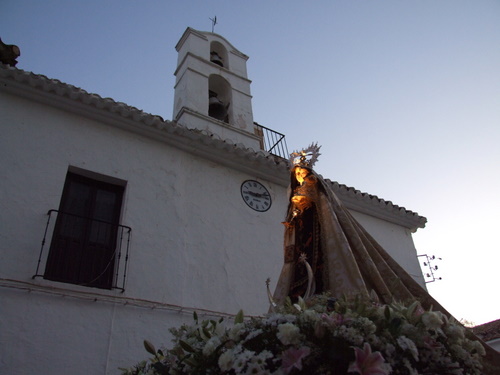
[241,180,272,212]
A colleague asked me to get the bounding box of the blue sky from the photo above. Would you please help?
[2,0,499,325]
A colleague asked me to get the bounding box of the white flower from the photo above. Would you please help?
[250,350,273,365]
[232,349,255,372]
[357,317,377,335]
[264,313,296,327]
[421,311,444,330]
[471,340,486,356]
[218,349,234,371]
[232,355,247,372]
[384,343,396,357]
[214,321,226,337]
[277,323,301,345]
[244,361,264,375]
[397,335,419,361]
[301,309,320,324]
[463,340,486,356]
[444,323,465,341]
[245,328,264,341]
[336,325,363,345]
[400,321,418,337]
[229,323,245,342]
[402,357,419,375]
[264,314,284,326]
[202,336,221,356]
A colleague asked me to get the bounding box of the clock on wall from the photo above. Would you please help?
[241,180,272,212]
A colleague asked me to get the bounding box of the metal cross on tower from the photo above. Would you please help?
[209,16,217,33]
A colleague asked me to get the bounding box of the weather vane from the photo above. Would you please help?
[209,16,217,33]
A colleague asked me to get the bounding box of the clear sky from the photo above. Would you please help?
[2,1,499,325]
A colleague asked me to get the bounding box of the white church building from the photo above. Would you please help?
[0,28,426,374]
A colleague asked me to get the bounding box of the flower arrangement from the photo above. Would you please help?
[121,295,485,375]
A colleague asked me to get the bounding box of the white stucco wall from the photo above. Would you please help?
[0,90,289,374]
[486,338,500,352]
[0,85,425,374]
[0,90,288,313]
[1,285,224,374]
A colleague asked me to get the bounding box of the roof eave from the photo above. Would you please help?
[326,179,427,232]
[0,64,289,187]
[0,63,427,227]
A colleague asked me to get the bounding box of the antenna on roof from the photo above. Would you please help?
[209,16,217,33]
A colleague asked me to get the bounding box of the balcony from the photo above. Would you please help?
[254,122,289,159]
[33,209,132,292]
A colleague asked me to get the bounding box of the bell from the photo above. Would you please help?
[210,52,224,67]
[209,96,227,121]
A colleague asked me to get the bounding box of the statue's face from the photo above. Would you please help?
[294,167,309,184]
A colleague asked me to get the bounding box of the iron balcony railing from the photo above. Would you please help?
[255,123,289,159]
[33,209,132,292]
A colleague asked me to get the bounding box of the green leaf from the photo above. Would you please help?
[406,301,420,321]
[183,358,197,367]
[384,305,391,320]
[179,340,196,353]
[143,340,157,356]
[202,326,212,339]
[234,309,244,324]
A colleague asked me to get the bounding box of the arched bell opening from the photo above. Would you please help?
[210,41,228,69]
[208,74,231,124]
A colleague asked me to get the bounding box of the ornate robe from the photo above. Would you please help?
[273,168,500,373]
[274,169,445,306]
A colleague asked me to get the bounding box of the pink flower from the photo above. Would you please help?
[423,335,442,350]
[281,346,311,374]
[321,312,348,327]
[348,343,388,375]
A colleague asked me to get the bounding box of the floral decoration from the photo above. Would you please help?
[121,295,485,375]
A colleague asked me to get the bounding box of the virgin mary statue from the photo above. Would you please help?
[273,144,454,308]
[272,146,500,371]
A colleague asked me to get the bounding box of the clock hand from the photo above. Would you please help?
[243,191,270,198]
[243,190,260,197]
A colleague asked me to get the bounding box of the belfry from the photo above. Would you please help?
[173,28,261,150]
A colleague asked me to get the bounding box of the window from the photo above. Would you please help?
[44,172,125,289]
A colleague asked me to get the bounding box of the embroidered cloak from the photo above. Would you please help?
[273,167,426,305]
[272,167,500,373]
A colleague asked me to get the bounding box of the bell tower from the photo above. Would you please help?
[173,28,261,149]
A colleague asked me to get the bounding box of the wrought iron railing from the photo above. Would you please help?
[417,254,442,283]
[254,123,289,159]
[33,209,132,292]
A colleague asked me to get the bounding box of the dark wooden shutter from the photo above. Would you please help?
[45,172,124,289]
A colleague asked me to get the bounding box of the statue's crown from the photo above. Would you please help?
[289,142,321,170]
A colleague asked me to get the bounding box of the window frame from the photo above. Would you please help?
[43,171,126,289]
